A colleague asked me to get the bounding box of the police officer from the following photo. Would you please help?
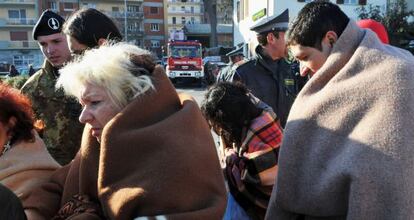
[216,46,245,82]
[232,9,307,128]
[21,10,83,165]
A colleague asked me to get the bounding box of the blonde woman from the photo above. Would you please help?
[24,43,227,220]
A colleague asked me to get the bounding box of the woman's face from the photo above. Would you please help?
[67,35,88,56]
[0,121,8,152]
[78,84,120,142]
[0,118,14,154]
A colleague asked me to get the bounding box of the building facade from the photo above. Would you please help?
[164,0,204,41]
[143,0,165,58]
[63,0,145,47]
[233,0,387,57]
[38,0,79,17]
[0,0,43,73]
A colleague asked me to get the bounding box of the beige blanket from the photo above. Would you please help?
[266,21,414,219]
[0,133,60,205]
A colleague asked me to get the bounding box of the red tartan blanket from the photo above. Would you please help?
[225,109,282,219]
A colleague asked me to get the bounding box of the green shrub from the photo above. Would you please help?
[3,75,29,89]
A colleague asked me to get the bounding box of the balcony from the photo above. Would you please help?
[125,29,144,36]
[0,0,35,5]
[0,18,36,27]
[168,0,201,3]
[168,10,203,16]
[0,40,39,50]
[105,11,144,19]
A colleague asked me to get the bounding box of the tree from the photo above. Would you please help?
[204,0,218,47]
[355,4,383,21]
[355,0,414,47]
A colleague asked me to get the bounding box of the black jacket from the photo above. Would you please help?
[232,46,307,128]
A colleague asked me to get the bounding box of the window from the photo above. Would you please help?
[128,22,140,32]
[150,7,158,14]
[8,9,26,24]
[82,3,96,8]
[190,6,194,13]
[181,17,185,24]
[8,9,26,19]
[344,0,357,4]
[63,3,75,11]
[172,6,176,11]
[10,31,28,41]
[48,2,57,11]
[190,17,195,24]
[172,17,176,24]
[151,40,160,48]
[150,23,159,31]
[181,6,185,12]
[128,5,140,12]
[13,55,34,67]
[112,7,119,12]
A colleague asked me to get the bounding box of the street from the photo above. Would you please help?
[174,83,207,106]
[175,83,222,157]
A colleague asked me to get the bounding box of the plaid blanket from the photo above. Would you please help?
[225,110,282,219]
[241,110,282,154]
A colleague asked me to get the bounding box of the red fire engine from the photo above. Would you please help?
[166,40,203,84]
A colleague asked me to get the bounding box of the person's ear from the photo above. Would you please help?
[323,31,338,48]
[97,38,107,46]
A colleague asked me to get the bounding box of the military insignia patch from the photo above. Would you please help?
[285,79,294,86]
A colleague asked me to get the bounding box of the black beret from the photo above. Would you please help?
[33,10,65,40]
[250,9,289,34]
[226,46,244,57]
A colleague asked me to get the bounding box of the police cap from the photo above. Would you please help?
[226,46,244,57]
[250,9,289,34]
[33,10,65,40]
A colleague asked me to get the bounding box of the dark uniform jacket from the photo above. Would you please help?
[216,63,232,83]
[232,45,307,128]
[21,60,83,165]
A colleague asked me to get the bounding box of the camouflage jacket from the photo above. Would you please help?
[21,61,83,165]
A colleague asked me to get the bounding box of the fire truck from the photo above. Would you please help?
[166,40,203,84]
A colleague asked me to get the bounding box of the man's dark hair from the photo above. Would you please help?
[63,8,122,48]
[257,30,280,46]
[201,82,262,147]
[286,1,349,50]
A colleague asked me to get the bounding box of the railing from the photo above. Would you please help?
[168,0,201,3]
[0,18,36,26]
[0,0,36,4]
[105,11,144,19]
[126,29,144,35]
[0,40,39,49]
[168,10,203,15]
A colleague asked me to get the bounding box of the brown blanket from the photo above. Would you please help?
[266,21,414,219]
[24,66,227,219]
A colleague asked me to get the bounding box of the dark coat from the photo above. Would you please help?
[232,46,307,128]
[0,183,26,220]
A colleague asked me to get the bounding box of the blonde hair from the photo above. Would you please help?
[56,42,155,110]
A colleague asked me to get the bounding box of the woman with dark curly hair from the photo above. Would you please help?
[0,83,60,206]
[201,82,283,220]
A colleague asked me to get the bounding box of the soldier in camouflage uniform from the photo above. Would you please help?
[21,10,83,165]
[231,9,308,128]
